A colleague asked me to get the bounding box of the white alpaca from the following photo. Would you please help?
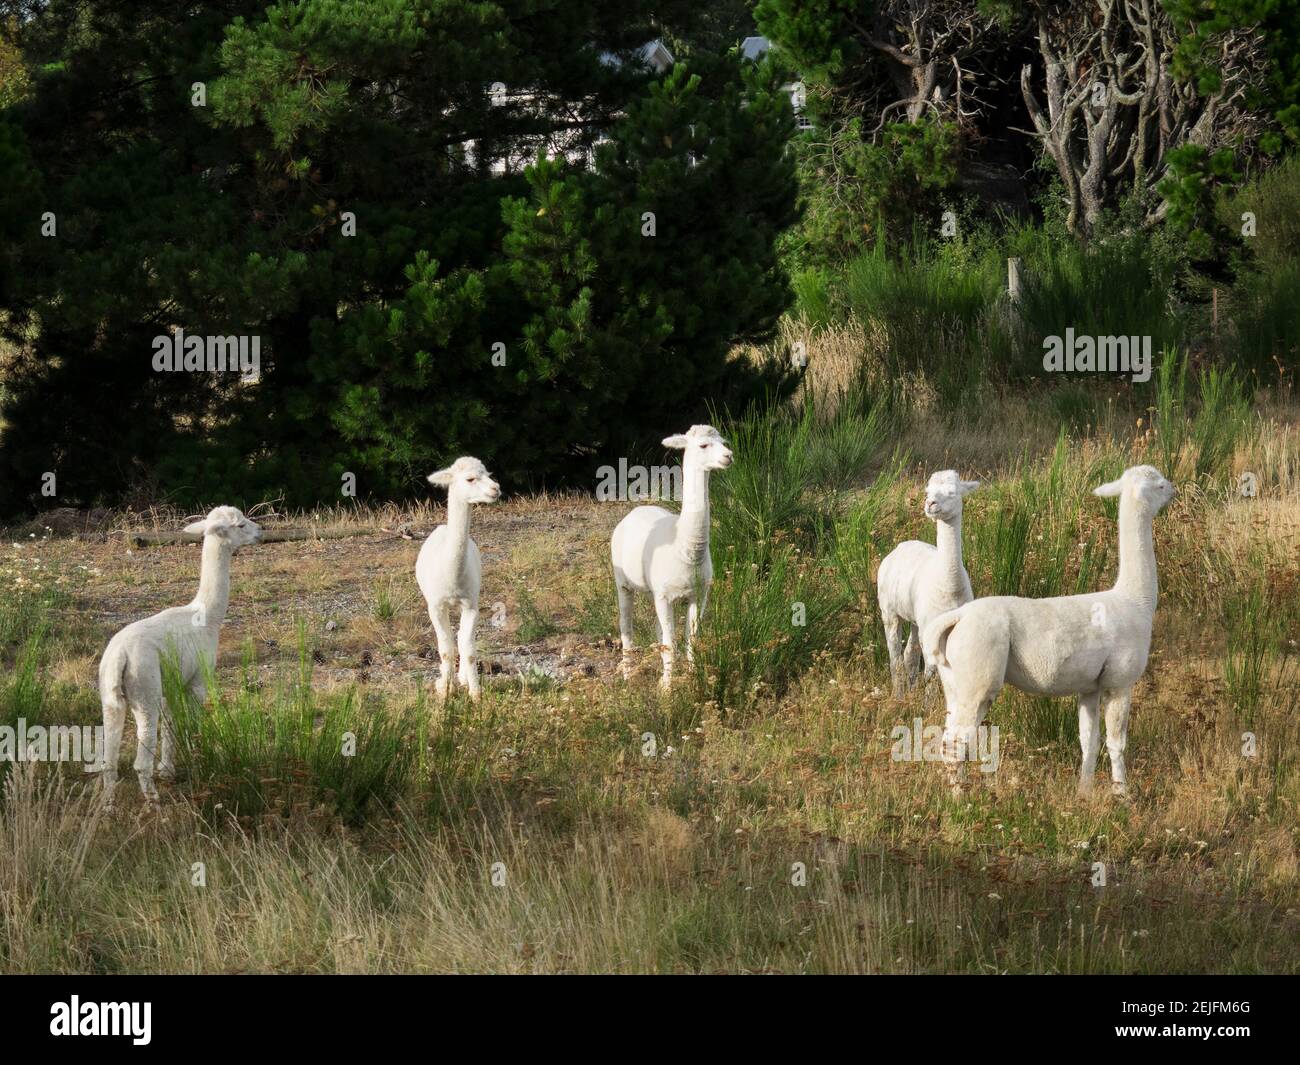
[876,470,980,697]
[96,506,262,806]
[416,456,501,701]
[610,425,733,689]
[923,465,1175,796]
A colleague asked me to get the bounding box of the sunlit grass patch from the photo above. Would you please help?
[166,630,423,825]
[0,379,1297,972]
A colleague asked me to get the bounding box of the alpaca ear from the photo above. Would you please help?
[958,480,981,495]
[1093,478,1124,498]
[428,467,455,487]
[662,435,690,450]
[183,520,208,536]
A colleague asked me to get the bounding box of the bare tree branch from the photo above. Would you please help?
[1020,0,1267,235]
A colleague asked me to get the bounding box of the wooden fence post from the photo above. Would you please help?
[1007,257,1024,305]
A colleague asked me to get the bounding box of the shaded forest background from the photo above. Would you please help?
[0,0,1295,515]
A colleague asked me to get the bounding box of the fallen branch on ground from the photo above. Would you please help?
[123,526,392,548]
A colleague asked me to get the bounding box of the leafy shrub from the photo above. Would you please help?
[166,631,421,824]
[696,386,891,714]
[1153,348,1253,485]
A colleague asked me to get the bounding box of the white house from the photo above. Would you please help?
[601,40,675,75]
[464,36,807,176]
[468,40,676,175]
[741,35,811,130]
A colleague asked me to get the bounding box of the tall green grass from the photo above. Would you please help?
[694,543,847,716]
[840,237,1001,366]
[787,176,1298,424]
[1222,575,1297,730]
[1152,348,1253,485]
[964,437,1115,600]
[166,626,423,824]
[1216,156,1300,379]
[513,583,560,642]
[797,212,1211,402]
[698,387,894,714]
[1230,261,1300,381]
[0,630,50,793]
[835,235,1004,403]
[1013,225,1184,374]
[713,388,893,552]
[0,577,67,653]
[1218,153,1300,276]
[790,266,835,331]
[829,456,907,667]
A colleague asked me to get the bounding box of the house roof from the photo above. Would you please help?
[598,39,675,74]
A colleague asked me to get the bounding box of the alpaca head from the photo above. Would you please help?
[1093,465,1175,514]
[183,506,263,548]
[924,470,980,523]
[663,425,733,473]
[428,456,501,505]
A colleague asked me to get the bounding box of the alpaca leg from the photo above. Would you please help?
[430,602,455,701]
[1075,691,1102,796]
[919,622,938,683]
[157,698,178,783]
[653,595,676,691]
[616,581,636,680]
[942,698,990,795]
[1103,689,1133,798]
[99,696,126,809]
[903,626,923,686]
[159,677,198,784]
[685,586,707,666]
[457,600,481,701]
[883,612,906,698]
[129,699,161,805]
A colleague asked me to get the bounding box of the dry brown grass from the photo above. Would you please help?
[1,386,1297,973]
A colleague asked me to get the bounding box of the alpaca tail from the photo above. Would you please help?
[922,607,966,670]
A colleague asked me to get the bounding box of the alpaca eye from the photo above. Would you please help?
[467,477,476,482]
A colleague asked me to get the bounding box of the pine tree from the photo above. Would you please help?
[0,1,797,513]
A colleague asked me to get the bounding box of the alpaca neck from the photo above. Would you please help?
[675,464,712,567]
[194,535,233,626]
[444,492,472,575]
[934,513,964,585]
[1113,497,1158,611]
